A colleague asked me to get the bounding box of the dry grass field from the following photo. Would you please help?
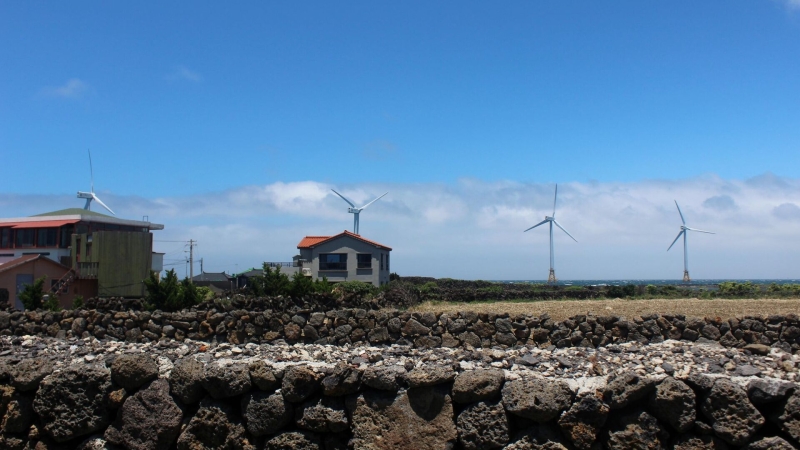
[410,298,800,321]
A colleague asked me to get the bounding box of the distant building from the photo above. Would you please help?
[297,230,391,287]
[0,208,164,308]
[191,271,232,292]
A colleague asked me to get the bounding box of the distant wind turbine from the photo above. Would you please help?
[524,184,577,283]
[331,189,387,235]
[668,200,714,282]
[77,150,115,215]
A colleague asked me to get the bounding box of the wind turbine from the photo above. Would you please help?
[668,201,714,283]
[331,189,388,235]
[77,150,115,215]
[524,184,577,283]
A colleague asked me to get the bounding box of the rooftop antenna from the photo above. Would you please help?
[331,189,388,235]
[523,184,577,283]
[668,200,714,283]
[77,149,115,215]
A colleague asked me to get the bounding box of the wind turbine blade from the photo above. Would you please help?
[330,189,355,208]
[552,184,558,217]
[88,149,94,193]
[667,230,684,251]
[553,219,578,242]
[92,193,115,215]
[359,192,388,210]
[674,200,685,225]
[686,227,715,234]
[524,219,549,232]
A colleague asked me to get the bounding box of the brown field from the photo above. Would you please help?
[410,298,800,321]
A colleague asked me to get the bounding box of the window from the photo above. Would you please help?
[37,228,57,247]
[319,253,347,270]
[357,253,372,269]
[15,229,35,247]
[60,225,72,249]
[386,254,389,271]
[0,228,10,249]
[380,254,384,270]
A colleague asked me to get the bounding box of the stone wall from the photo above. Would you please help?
[2,306,800,353]
[0,354,798,449]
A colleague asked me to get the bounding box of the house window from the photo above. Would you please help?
[319,253,347,270]
[60,225,72,248]
[386,254,390,271]
[15,229,35,248]
[380,254,384,270]
[0,228,10,249]
[357,253,372,269]
[37,228,57,247]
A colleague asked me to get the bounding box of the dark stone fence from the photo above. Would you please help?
[1,355,798,449]
[1,305,800,353]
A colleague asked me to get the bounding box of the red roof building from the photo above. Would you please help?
[296,231,392,287]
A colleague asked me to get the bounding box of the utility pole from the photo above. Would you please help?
[200,257,203,275]
[188,240,196,282]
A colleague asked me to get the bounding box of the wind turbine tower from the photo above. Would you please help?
[76,150,115,215]
[668,201,714,282]
[331,189,388,235]
[524,184,577,283]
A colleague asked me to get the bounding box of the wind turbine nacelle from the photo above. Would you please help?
[77,191,93,199]
[347,208,359,214]
[545,216,554,221]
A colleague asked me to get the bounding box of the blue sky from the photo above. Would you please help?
[2,2,800,279]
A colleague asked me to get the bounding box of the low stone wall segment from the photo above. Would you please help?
[2,305,800,354]
[0,336,798,449]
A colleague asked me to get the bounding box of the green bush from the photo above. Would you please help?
[290,271,315,298]
[248,264,292,297]
[419,281,441,300]
[314,276,333,294]
[334,281,376,299]
[72,295,84,309]
[143,269,202,311]
[196,286,214,301]
[718,281,759,297]
[19,276,46,310]
[43,295,61,312]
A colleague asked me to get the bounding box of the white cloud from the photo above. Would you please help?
[4,174,800,280]
[779,0,800,9]
[37,78,89,99]
[166,65,203,82]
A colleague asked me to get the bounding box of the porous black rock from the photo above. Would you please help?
[452,369,504,404]
[33,365,113,443]
[241,391,293,437]
[104,379,183,450]
[502,378,573,423]
[110,354,158,391]
[701,378,764,446]
[169,357,205,405]
[456,399,509,450]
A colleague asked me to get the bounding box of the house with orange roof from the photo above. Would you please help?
[297,230,392,287]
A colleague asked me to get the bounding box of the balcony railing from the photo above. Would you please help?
[76,262,99,278]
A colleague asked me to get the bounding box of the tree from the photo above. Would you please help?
[143,269,188,311]
[19,276,46,310]
[290,271,314,298]
[263,264,291,296]
[181,277,200,308]
[314,276,332,294]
